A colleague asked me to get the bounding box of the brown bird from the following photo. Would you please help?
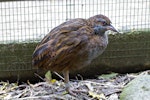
[32,14,118,95]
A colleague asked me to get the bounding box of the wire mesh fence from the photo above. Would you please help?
[0,0,150,80]
[0,0,150,43]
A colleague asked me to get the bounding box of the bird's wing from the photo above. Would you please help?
[32,18,94,71]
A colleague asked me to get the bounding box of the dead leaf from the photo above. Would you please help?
[88,91,106,100]
[50,79,57,84]
[98,73,118,80]
[45,70,52,81]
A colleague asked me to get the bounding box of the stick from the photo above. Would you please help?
[34,73,45,81]
[53,71,64,81]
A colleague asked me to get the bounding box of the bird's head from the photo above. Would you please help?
[87,14,118,34]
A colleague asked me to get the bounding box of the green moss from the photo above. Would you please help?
[0,43,37,71]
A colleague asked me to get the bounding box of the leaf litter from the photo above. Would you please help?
[0,70,149,100]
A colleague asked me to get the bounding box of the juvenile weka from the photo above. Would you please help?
[32,14,118,95]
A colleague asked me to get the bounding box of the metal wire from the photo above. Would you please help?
[0,0,149,43]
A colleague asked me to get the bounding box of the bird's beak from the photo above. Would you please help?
[107,24,119,33]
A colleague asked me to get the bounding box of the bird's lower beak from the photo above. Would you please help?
[107,24,119,33]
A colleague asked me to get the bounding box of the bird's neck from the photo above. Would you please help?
[102,32,108,45]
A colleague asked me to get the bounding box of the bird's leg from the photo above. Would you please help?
[63,70,77,96]
[63,70,70,91]
[63,70,87,96]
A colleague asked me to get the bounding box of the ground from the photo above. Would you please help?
[1,70,149,100]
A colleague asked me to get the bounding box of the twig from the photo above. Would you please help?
[53,71,64,81]
[75,74,83,81]
[34,73,45,81]
[15,94,67,100]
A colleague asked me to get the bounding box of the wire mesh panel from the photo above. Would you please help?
[0,0,150,80]
[0,0,149,43]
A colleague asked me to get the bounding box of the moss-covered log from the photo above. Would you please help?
[0,43,46,81]
[0,31,150,81]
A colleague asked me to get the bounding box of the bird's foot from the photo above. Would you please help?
[65,83,87,97]
[66,88,88,97]
[66,88,77,97]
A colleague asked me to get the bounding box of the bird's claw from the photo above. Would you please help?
[66,87,88,97]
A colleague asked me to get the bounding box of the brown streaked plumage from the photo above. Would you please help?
[32,14,118,95]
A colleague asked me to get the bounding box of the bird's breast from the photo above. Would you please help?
[87,33,108,60]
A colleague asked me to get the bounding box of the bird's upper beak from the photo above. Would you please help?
[106,24,119,33]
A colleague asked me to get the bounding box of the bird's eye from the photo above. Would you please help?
[102,21,107,26]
